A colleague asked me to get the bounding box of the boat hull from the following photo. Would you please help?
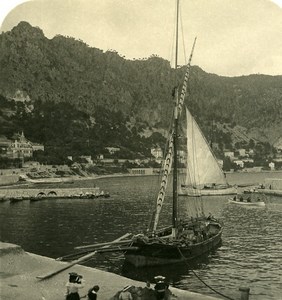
[125,228,222,267]
[179,186,237,197]
[228,199,265,207]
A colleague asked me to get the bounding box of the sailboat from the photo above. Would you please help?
[122,1,223,267]
[50,0,223,272]
[179,109,238,197]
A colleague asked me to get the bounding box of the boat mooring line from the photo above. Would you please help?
[176,247,236,300]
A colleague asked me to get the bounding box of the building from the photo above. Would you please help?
[151,147,163,159]
[32,143,44,152]
[224,151,235,159]
[0,132,44,159]
[273,137,282,152]
[178,149,186,164]
[234,160,244,168]
[129,168,154,175]
[8,132,33,159]
[237,149,246,157]
[268,162,275,171]
[217,159,224,168]
[105,147,120,155]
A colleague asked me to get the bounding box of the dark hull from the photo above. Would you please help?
[125,227,222,267]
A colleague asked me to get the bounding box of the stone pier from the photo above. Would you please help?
[0,187,100,200]
[0,242,222,300]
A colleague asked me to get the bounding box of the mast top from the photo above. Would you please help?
[174,0,180,70]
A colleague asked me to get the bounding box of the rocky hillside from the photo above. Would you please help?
[0,21,281,145]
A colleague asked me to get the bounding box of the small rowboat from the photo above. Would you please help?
[228,198,266,207]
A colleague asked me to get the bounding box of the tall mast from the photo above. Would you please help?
[172,0,180,237]
[175,0,179,70]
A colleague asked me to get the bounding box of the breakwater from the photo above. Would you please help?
[0,187,105,201]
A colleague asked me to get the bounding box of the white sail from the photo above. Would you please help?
[185,107,227,187]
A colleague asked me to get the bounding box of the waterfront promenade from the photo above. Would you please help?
[0,242,222,300]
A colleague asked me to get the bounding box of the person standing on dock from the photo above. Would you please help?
[87,285,100,300]
[65,272,85,300]
[118,285,133,300]
[141,281,155,300]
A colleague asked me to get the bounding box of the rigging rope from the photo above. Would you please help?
[180,6,187,65]
[176,248,237,300]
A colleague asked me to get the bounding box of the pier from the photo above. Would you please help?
[0,187,106,201]
[256,188,282,196]
[0,242,224,300]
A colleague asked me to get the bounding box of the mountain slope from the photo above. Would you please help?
[0,21,281,145]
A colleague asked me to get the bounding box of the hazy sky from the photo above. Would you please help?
[1,0,282,76]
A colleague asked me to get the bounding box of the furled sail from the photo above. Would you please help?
[185,107,227,187]
[151,38,197,232]
[151,135,173,232]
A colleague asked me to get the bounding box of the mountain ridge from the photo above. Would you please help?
[0,21,281,146]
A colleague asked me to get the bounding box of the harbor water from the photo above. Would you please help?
[0,171,282,300]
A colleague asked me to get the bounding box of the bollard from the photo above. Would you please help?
[239,287,250,300]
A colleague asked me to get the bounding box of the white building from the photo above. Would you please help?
[224,151,235,159]
[234,160,244,168]
[105,147,120,154]
[268,162,275,171]
[151,147,163,159]
[238,149,246,157]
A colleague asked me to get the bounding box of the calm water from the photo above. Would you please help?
[1,172,282,300]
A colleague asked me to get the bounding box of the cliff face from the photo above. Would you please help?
[0,21,281,144]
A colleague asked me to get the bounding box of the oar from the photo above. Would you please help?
[57,233,133,260]
[36,250,99,280]
[36,233,131,280]
[74,233,133,250]
[74,239,133,250]
[57,246,139,262]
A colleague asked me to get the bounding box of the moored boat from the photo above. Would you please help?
[228,194,266,207]
[125,218,222,267]
[181,185,237,197]
[256,178,282,196]
[178,106,237,197]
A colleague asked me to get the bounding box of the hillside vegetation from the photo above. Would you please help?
[0,22,281,159]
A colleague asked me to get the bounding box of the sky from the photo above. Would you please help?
[0,0,282,77]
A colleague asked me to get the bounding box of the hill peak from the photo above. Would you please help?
[11,21,45,39]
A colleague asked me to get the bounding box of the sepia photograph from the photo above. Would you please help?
[0,1,282,300]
